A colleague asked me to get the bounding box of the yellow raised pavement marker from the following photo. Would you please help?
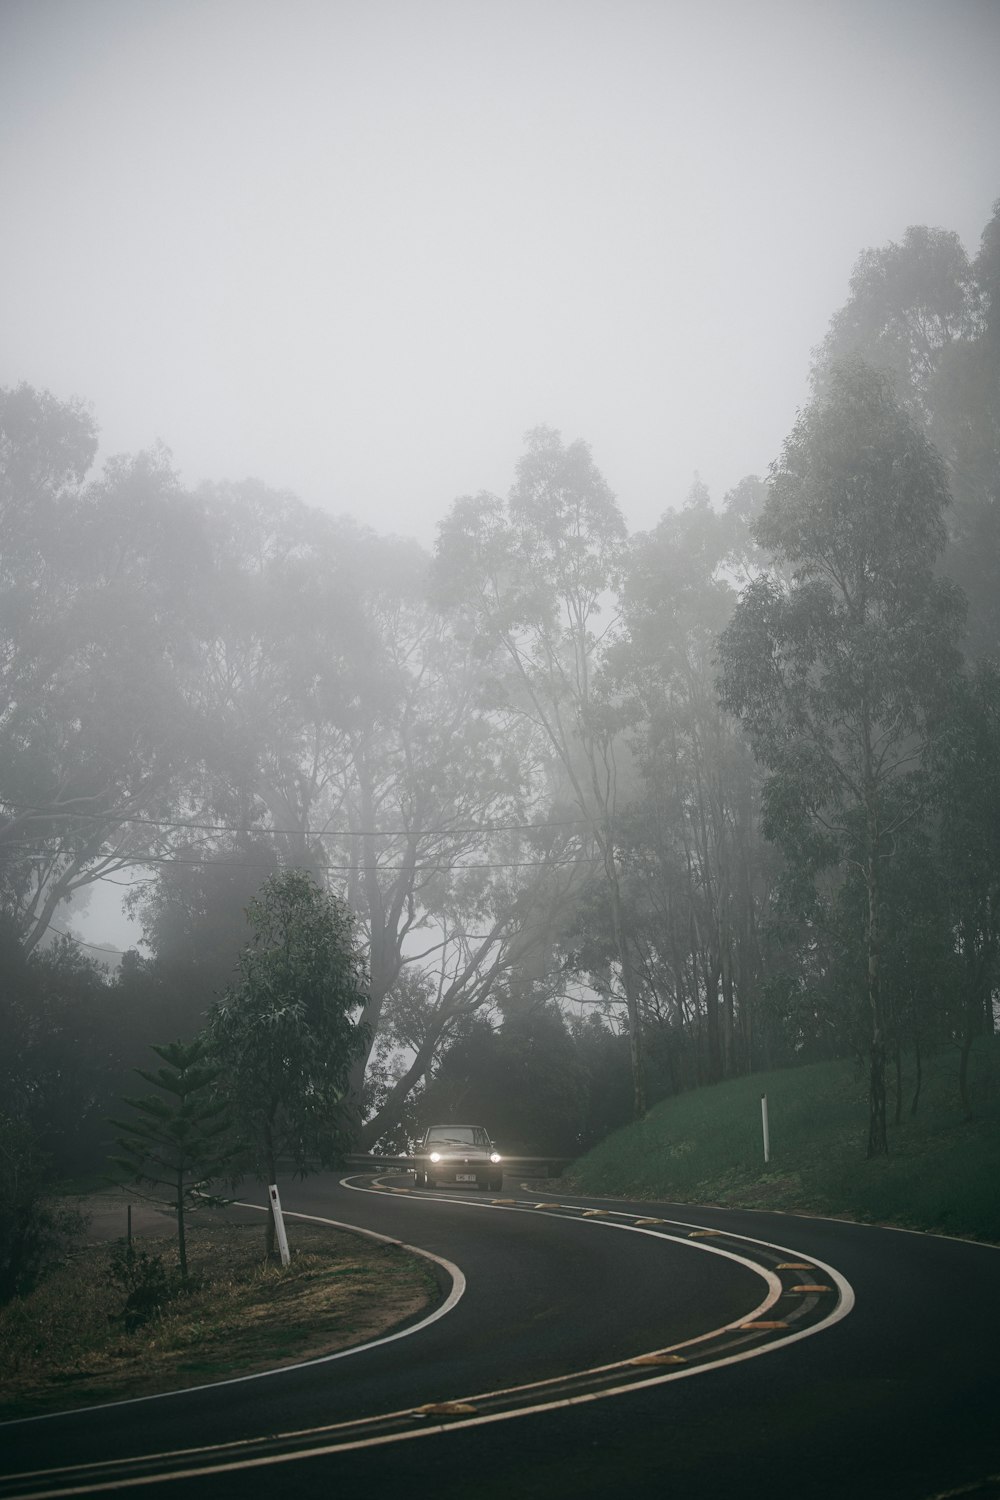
[739,1320,789,1330]
[582,1209,609,1217]
[777,1262,813,1270]
[630,1352,687,1366]
[633,1217,665,1225]
[789,1284,833,1294]
[688,1229,721,1238]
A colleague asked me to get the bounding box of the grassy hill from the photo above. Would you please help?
[566,1037,1000,1243]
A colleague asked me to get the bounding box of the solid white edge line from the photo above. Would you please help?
[0,1206,465,1430]
[3,1180,856,1497]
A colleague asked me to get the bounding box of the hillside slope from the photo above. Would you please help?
[567,1040,1000,1242]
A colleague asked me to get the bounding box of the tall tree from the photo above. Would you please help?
[435,427,647,1118]
[608,481,771,1086]
[0,388,208,950]
[932,662,1000,1116]
[814,204,1000,659]
[206,870,368,1254]
[718,359,964,1156]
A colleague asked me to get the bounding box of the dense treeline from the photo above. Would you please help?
[2,202,998,1179]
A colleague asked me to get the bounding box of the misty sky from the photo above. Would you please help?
[3,0,999,550]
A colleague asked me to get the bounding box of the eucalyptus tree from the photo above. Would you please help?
[718,359,965,1156]
[814,224,980,416]
[0,386,209,951]
[327,531,555,1119]
[614,483,771,1083]
[814,202,1000,659]
[149,481,575,1139]
[356,845,586,1149]
[434,426,648,1118]
[931,662,1000,1116]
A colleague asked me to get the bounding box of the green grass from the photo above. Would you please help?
[567,1036,1000,1242]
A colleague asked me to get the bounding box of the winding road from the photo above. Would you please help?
[2,1172,998,1499]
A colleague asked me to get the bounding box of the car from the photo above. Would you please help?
[412,1124,504,1191]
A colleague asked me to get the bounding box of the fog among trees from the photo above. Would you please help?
[3,201,999,1183]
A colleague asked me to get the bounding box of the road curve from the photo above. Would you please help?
[1,1173,997,1500]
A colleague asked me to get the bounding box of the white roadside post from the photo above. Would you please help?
[761,1093,771,1165]
[268,1183,291,1267]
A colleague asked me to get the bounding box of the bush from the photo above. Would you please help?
[0,1113,88,1304]
[106,1240,185,1330]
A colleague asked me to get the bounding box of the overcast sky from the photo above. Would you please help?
[3,0,999,552]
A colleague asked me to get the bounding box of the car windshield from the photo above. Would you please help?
[425,1126,491,1147]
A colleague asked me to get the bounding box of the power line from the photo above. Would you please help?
[3,807,596,840]
[11,849,600,873]
[46,925,129,958]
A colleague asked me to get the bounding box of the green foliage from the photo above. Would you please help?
[4,196,999,1175]
[0,384,209,954]
[0,1113,87,1305]
[813,203,1000,661]
[719,358,965,1156]
[107,1037,240,1278]
[0,918,129,1176]
[434,426,647,1118]
[206,870,369,1189]
[105,1240,182,1330]
[814,224,979,413]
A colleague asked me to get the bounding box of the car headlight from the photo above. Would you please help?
[490,1152,502,1164]
[429,1151,441,1163]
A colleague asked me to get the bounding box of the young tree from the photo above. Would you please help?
[718,359,964,1157]
[206,870,368,1255]
[107,1038,239,1280]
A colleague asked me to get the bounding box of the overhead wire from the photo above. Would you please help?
[2,806,598,839]
[7,848,600,872]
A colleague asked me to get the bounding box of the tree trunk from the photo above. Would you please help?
[867,1036,888,1158]
[909,1035,922,1117]
[866,835,889,1158]
[605,854,645,1119]
[958,1013,979,1121]
[721,951,736,1078]
[176,1167,188,1281]
[704,957,723,1085]
[893,1044,903,1128]
[358,1026,446,1150]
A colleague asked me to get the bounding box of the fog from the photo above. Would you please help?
[3,0,998,547]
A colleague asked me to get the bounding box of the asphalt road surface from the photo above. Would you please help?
[2,1172,998,1499]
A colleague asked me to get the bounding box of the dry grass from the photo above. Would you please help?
[0,1212,438,1421]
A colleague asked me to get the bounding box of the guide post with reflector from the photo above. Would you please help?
[761,1093,771,1165]
[269,1183,291,1267]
